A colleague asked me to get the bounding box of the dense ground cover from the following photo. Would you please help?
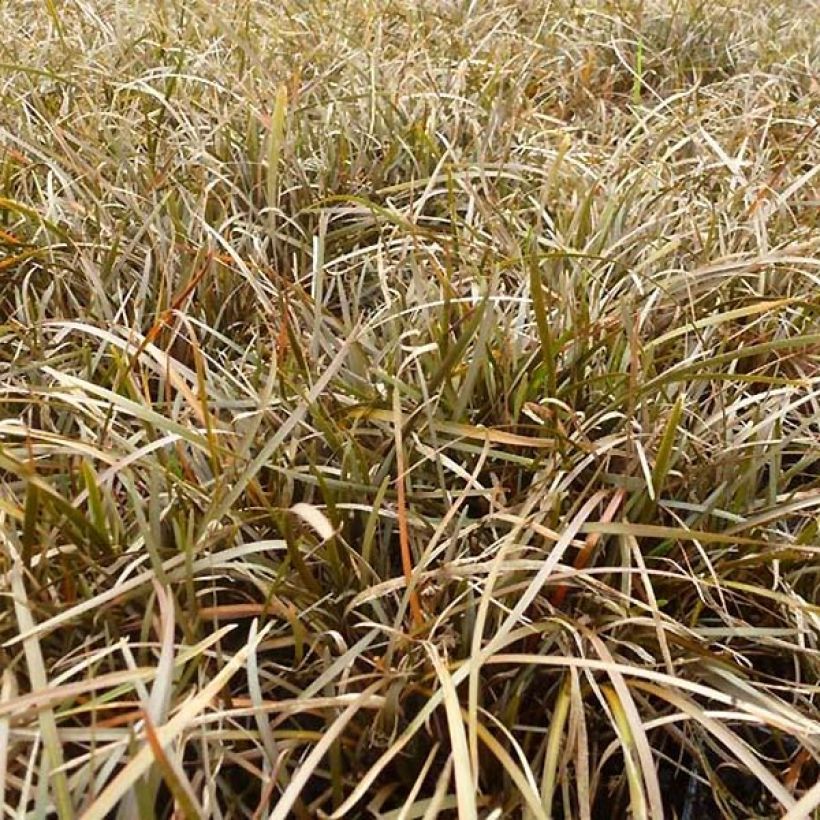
[1,0,819,816]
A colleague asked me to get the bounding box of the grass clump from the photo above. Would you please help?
[1,0,819,817]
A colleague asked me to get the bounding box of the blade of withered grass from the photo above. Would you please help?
[0,669,17,812]
[426,645,477,820]
[121,580,178,816]
[529,241,557,397]
[537,675,570,820]
[247,619,282,776]
[641,333,820,394]
[625,534,675,676]
[2,527,73,819]
[781,778,820,820]
[266,681,384,820]
[0,669,158,723]
[391,742,440,820]
[599,685,647,819]
[420,756,455,820]
[346,407,558,449]
[80,621,276,820]
[551,489,625,607]
[642,298,797,352]
[393,386,425,629]
[585,631,663,818]
[142,714,205,820]
[266,84,287,236]
[471,717,547,820]
[569,666,592,820]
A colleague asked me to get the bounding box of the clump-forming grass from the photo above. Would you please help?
[1,0,819,817]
